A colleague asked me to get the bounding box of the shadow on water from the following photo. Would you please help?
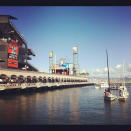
[0,86,74,99]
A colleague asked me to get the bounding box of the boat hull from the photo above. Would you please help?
[95,86,100,89]
[118,96,127,101]
[104,96,116,101]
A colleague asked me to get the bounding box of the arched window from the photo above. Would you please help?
[10,75,17,83]
[18,75,25,83]
[38,76,43,82]
[48,77,52,83]
[43,77,47,83]
[32,76,37,83]
[27,76,32,83]
[0,74,8,84]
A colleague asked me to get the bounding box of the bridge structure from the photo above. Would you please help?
[0,68,91,92]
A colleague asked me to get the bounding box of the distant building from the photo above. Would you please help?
[0,15,38,71]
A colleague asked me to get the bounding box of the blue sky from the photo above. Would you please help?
[1,6,131,77]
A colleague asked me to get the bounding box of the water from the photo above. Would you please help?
[0,86,131,125]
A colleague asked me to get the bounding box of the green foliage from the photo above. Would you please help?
[80,72,89,76]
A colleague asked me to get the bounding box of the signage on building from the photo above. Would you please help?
[65,63,69,68]
[8,42,19,68]
[69,64,73,69]
[59,63,73,69]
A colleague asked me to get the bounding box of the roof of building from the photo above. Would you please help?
[0,15,35,56]
[0,15,17,20]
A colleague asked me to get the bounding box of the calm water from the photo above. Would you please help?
[0,86,131,125]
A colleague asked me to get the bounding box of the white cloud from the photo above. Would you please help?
[96,69,100,72]
[115,64,122,69]
[92,63,131,78]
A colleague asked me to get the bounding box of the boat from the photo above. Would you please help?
[118,88,129,101]
[104,50,117,101]
[100,82,109,88]
[118,62,129,101]
[104,91,117,101]
[111,84,120,90]
[95,84,100,89]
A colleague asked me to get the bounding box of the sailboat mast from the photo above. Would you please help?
[106,50,110,88]
[123,61,125,87]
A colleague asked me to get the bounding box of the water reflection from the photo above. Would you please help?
[104,100,116,124]
[119,100,128,120]
[0,86,131,124]
[45,88,81,124]
[69,88,80,124]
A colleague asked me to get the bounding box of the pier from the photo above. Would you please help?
[0,68,91,93]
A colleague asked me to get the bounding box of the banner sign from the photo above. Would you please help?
[59,64,71,69]
[8,43,19,68]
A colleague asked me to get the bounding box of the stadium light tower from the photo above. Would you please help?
[72,46,79,76]
[49,51,53,73]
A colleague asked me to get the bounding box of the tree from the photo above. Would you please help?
[80,72,89,76]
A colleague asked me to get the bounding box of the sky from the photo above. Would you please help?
[1,6,131,77]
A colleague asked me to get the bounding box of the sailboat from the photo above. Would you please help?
[118,62,129,101]
[104,50,117,101]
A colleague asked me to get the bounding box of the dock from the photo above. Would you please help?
[0,68,93,93]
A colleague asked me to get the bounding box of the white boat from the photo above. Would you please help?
[118,86,129,101]
[111,84,119,90]
[104,50,117,101]
[104,91,117,101]
[100,82,109,88]
[118,88,129,101]
[118,62,129,101]
[95,85,100,89]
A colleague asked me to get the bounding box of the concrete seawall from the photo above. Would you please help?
[0,82,94,94]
